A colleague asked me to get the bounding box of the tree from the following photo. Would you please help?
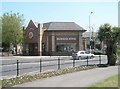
[98,23,120,66]
[2,12,24,55]
[0,18,2,46]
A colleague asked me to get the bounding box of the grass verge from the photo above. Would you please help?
[88,74,119,89]
[2,65,96,88]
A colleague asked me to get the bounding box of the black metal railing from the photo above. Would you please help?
[1,55,104,78]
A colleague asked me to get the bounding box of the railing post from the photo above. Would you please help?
[87,56,89,66]
[99,55,101,64]
[73,59,75,67]
[58,57,60,70]
[40,59,42,72]
[17,60,19,76]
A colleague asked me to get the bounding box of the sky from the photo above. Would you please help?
[1,0,119,32]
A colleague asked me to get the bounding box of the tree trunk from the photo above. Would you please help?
[107,55,116,66]
[106,43,117,66]
[15,45,17,55]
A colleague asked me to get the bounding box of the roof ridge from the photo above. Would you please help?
[44,22,75,23]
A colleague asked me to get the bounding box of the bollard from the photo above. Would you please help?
[58,58,60,70]
[99,55,101,64]
[73,59,75,67]
[87,56,89,66]
[40,59,42,72]
[17,60,19,76]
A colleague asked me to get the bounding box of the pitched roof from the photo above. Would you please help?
[43,22,86,31]
[34,22,39,27]
[25,20,37,30]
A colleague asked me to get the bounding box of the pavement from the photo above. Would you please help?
[0,56,73,60]
[13,66,118,87]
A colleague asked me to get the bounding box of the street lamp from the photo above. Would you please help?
[89,12,93,53]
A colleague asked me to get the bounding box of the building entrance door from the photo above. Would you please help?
[29,43,38,55]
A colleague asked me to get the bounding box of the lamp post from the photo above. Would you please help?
[89,12,93,53]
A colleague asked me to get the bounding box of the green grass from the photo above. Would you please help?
[88,74,119,89]
[0,80,2,89]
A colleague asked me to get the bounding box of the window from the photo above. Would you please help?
[56,43,77,52]
[80,52,84,54]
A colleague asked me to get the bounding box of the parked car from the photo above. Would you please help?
[72,51,94,60]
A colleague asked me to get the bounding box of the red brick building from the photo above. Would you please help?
[23,20,86,56]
